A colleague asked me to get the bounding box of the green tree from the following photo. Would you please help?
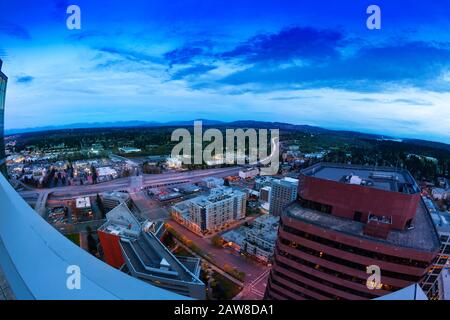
[211,235,223,248]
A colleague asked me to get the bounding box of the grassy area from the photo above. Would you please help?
[211,272,243,300]
[66,233,80,246]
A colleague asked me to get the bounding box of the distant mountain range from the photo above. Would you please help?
[4,119,224,135]
[5,119,450,151]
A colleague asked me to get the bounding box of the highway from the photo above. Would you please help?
[19,166,242,200]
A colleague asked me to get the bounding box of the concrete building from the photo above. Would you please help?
[96,166,118,181]
[421,196,450,299]
[119,147,142,154]
[265,163,441,300]
[171,187,246,234]
[100,191,131,211]
[255,176,276,191]
[0,59,6,177]
[74,196,92,219]
[189,187,246,233]
[260,186,272,203]
[239,167,259,179]
[437,268,450,300]
[166,157,183,169]
[432,188,449,201]
[171,200,202,235]
[242,215,279,263]
[98,203,205,299]
[201,177,224,188]
[269,177,298,216]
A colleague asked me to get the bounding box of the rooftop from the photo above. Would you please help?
[284,199,441,252]
[423,196,450,233]
[190,187,244,207]
[98,202,141,237]
[120,231,202,284]
[245,214,280,242]
[223,214,280,244]
[101,191,130,202]
[302,162,420,194]
[75,196,91,208]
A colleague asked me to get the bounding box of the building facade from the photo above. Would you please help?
[242,215,279,263]
[171,187,246,234]
[100,191,131,211]
[421,196,450,299]
[239,167,259,179]
[265,163,441,300]
[269,178,298,216]
[0,60,7,177]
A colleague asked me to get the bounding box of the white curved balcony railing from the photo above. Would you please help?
[0,173,185,300]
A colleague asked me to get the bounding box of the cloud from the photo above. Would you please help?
[162,27,450,93]
[96,47,163,66]
[164,46,205,66]
[221,26,345,63]
[220,41,450,93]
[352,98,433,106]
[170,64,217,80]
[16,75,34,84]
[164,40,216,67]
[0,21,31,40]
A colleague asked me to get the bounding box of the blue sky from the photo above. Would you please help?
[1,0,450,143]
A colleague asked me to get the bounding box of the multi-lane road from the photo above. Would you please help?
[19,166,242,200]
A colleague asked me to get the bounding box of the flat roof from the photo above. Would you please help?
[101,191,130,202]
[284,199,441,252]
[302,162,420,194]
[75,196,91,208]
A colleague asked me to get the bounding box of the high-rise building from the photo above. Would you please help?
[269,178,298,216]
[172,187,247,234]
[188,187,246,232]
[0,59,7,177]
[265,163,441,300]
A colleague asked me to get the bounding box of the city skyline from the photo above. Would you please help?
[1,0,450,144]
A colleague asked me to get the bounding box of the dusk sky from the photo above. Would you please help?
[1,0,450,143]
